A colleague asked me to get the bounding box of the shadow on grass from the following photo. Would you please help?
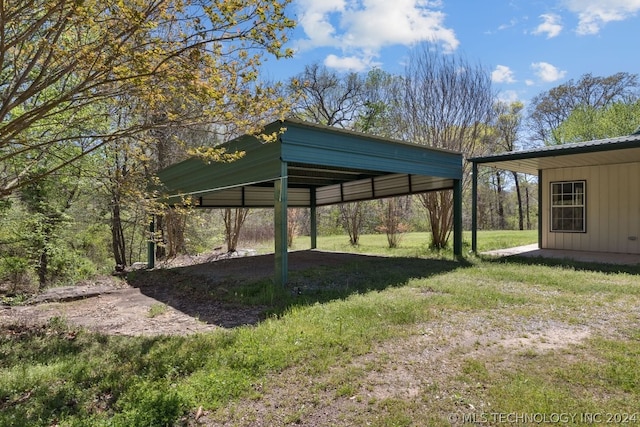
[481,253,640,276]
[126,250,469,327]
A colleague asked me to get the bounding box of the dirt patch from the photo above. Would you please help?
[0,250,377,336]
[198,307,634,427]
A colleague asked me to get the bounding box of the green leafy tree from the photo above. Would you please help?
[527,72,639,145]
[17,165,87,287]
[493,101,526,229]
[355,69,412,247]
[553,101,640,143]
[355,68,401,137]
[0,0,295,197]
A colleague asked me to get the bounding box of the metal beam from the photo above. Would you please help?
[538,169,543,249]
[147,216,155,269]
[471,162,478,253]
[453,178,463,258]
[310,189,317,249]
[274,162,288,285]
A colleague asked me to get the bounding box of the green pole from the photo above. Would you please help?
[147,215,155,269]
[310,189,317,249]
[471,162,478,253]
[274,162,288,285]
[538,169,543,249]
[453,178,463,258]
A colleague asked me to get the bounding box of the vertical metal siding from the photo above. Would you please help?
[629,164,640,253]
[544,163,640,254]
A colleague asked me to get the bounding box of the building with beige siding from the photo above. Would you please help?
[469,132,640,255]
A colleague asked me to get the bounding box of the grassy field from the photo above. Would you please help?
[1,230,639,426]
[261,229,539,256]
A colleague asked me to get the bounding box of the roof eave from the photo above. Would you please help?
[470,137,640,165]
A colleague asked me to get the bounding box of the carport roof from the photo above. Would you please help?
[156,118,463,207]
[469,133,640,175]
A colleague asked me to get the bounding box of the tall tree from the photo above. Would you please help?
[396,46,495,249]
[553,100,640,143]
[493,101,525,230]
[355,69,414,247]
[289,63,366,128]
[288,63,371,245]
[376,196,411,248]
[223,208,250,252]
[355,68,403,137]
[527,72,639,145]
[17,165,81,287]
[0,0,295,197]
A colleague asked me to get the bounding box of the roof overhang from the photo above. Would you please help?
[469,134,640,175]
[156,119,463,207]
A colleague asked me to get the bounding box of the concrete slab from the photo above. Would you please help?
[482,244,640,266]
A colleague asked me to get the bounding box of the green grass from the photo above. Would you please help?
[483,335,640,415]
[289,229,538,256]
[2,230,639,426]
[146,302,168,318]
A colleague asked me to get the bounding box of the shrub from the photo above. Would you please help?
[48,248,97,285]
[0,256,37,295]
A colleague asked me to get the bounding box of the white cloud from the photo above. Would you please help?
[562,0,640,35]
[531,62,567,82]
[497,90,520,103]
[492,65,516,83]
[533,14,563,38]
[497,18,518,31]
[340,0,459,51]
[294,0,459,71]
[295,0,346,51]
[324,54,375,72]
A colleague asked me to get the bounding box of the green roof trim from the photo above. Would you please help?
[470,133,640,164]
[469,133,640,175]
[156,118,463,204]
[280,121,461,179]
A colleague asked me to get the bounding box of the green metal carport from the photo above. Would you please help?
[154,119,463,285]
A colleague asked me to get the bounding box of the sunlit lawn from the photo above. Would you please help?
[2,229,638,426]
[263,229,539,256]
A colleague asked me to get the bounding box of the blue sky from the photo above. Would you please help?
[263,0,639,104]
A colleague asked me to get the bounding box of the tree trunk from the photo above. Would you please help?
[224,208,249,252]
[165,209,187,257]
[37,246,48,289]
[495,171,505,229]
[155,215,166,260]
[287,208,305,248]
[378,197,410,248]
[37,220,55,289]
[526,186,532,230]
[110,194,127,270]
[420,191,452,249]
[339,202,363,246]
[512,171,524,230]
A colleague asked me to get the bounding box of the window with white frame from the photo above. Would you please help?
[550,181,585,232]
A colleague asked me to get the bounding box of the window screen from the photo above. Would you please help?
[550,181,585,232]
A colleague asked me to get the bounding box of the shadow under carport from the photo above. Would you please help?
[126,250,468,328]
